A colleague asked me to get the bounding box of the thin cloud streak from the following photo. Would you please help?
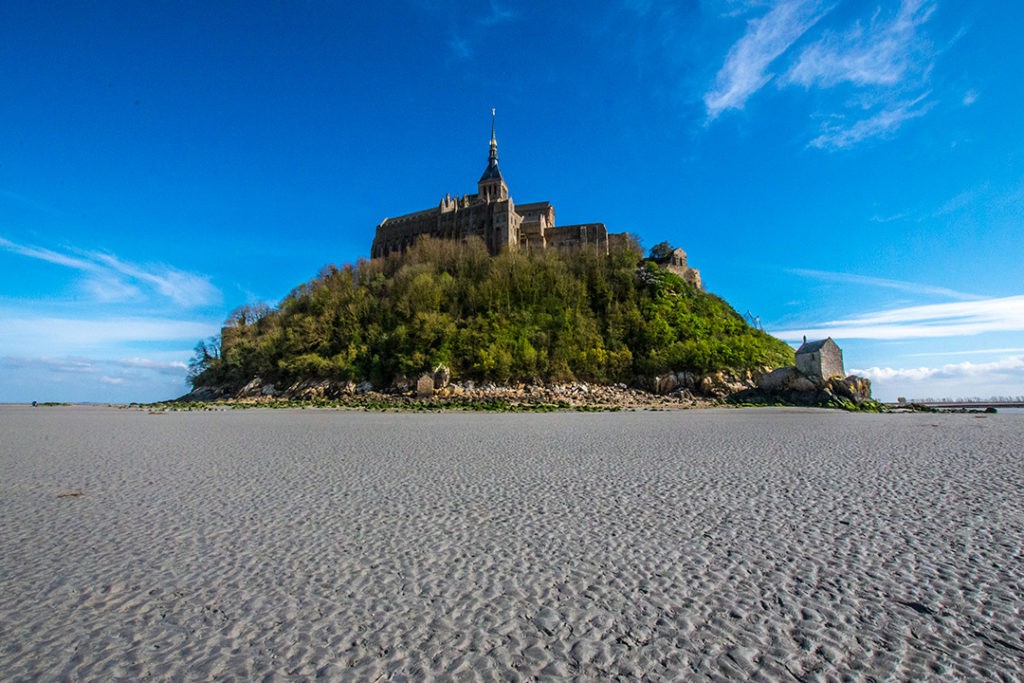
[809,94,935,150]
[902,347,1024,357]
[0,235,220,308]
[0,354,188,376]
[0,314,216,355]
[704,0,830,118]
[480,0,516,27]
[789,267,981,301]
[771,295,1024,341]
[0,236,96,270]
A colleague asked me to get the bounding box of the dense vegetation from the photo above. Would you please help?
[189,238,794,389]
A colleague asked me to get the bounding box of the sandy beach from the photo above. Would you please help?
[1,405,1022,680]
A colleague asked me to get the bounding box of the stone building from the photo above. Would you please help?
[647,247,702,290]
[795,337,845,380]
[371,112,626,258]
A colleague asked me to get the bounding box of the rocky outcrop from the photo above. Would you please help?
[177,365,877,411]
[730,365,878,410]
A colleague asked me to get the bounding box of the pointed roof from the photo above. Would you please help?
[479,108,503,183]
[796,337,838,355]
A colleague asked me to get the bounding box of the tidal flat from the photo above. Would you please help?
[1,405,1022,680]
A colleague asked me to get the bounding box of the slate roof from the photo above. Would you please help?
[479,160,503,182]
[796,338,835,355]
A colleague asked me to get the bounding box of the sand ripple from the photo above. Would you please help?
[1,406,1022,680]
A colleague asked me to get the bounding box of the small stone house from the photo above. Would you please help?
[795,337,845,381]
[647,247,703,290]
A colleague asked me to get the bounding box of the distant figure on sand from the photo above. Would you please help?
[32,400,37,407]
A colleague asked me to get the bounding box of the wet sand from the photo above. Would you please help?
[1,405,1022,680]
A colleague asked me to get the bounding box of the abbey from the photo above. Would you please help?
[371,113,628,259]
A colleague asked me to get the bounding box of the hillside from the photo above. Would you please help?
[187,237,795,393]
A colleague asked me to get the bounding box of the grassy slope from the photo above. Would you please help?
[192,238,794,389]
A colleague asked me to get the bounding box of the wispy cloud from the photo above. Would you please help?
[784,0,935,88]
[0,354,193,401]
[852,355,1024,383]
[115,357,188,373]
[0,313,215,357]
[0,354,188,376]
[0,235,220,308]
[771,295,1024,341]
[808,93,935,149]
[789,267,982,301]
[0,236,95,270]
[480,0,516,27]
[705,0,830,118]
[704,0,943,148]
[448,35,472,59]
[444,0,518,60]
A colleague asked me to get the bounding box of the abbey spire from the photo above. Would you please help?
[478,108,508,201]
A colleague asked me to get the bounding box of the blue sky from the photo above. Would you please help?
[1,0,1021,403]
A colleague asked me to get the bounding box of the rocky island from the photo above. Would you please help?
[182,116,876,411]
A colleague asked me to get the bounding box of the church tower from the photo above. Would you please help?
[478,108,508,202]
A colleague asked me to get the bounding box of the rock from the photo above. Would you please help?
[758,366,800,393]
[416,373,434,398]
[788,375,817,393]
[699,370,755,398]
[260,383,277,396]
[288,378,332,400]
[433,364,451,389]
[356,381,373,394]
[176,385,231,402]
[675,371,700,390]
[392,373,412,391]
[237,377,263,398]
[842,375,872,400]
[653,372,679,395]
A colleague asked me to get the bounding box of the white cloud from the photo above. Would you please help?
[82,275,144,303]
[704,0,830,118]
[0,236,95,270]
[852,355,1024,383]
[90,252,220,308]
[114,357,189,377]
[0,235,220,308]
[771,295,1024,341]
[100,375,125,385]
[784,0,935,88]
[789,268,980,301]
[808,93,934,149]
[962,89,978,106]
[704,0,943,148]
[850,354,1024,401]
